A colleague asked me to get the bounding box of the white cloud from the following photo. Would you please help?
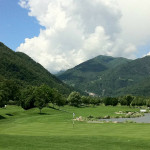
[146,52,150,57]
[116,0,150,45]
[18,0,30,9]
[17,0,150,73]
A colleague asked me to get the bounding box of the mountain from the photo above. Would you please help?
[55,70,66,76]
[57,55,131,95]
[57,55,150,96]
[111,56,150,96]
[0,42,72,95]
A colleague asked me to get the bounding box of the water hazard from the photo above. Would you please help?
[99,113,150,123]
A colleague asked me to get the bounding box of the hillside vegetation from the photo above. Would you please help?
[57,55,150,96]
[0,42,72,94]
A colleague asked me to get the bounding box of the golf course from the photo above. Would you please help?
[1,105,150,150]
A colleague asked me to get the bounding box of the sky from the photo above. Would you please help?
[0,0,150,73]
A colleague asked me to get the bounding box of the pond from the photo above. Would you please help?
[99,113,150,123]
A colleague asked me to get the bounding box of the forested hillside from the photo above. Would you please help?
[57,55,150,96]
[0,42,72,94]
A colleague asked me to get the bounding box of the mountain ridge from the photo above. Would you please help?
[0,42,72,95]
[57,54,150,96]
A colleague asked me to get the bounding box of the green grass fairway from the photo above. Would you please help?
[0,105,150,150]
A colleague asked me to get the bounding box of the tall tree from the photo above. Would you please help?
[81,96,90,106]
[34,85,53,113]
[55,93,66,108]
[68,91,82,107]
[125,95,134,106]
[20,86,36,110]
[0,92,5,107]
[0,79,20,102]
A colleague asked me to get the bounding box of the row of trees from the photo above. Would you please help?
[68,91,101,107]
[67,92,128,107]
[1,79,150,112]
[67,92,150,107]
[0,79,66,113]
[20,85,66,113]
[102,96,150,107]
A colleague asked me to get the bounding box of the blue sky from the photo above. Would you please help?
[1,0,150,73]
[137,44,150,58]
[0,0,41,50]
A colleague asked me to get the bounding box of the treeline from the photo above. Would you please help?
[1,79,150,113]
[67,92,150,107]
[0,79,66,113]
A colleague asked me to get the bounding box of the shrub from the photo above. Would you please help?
[87,115,94,119]
[7,100,17,105]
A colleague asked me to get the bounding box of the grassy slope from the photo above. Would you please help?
[0,105,150,150]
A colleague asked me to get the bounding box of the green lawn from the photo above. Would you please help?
[0,105,150,150]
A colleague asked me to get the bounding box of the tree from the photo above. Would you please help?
[0,92,5,107]
[50,88,58,108]
[119,97,127,106]
[111,97,118,106]
[82,96,90,106]
[125,95,134,106]
[55,93,66,108]
[131,97,146,106]
[146,99,150,107]
[103,97,112,106]
[34,85,52,113]
[0,79,20,102]
[20,86,36,110]
[103,97,118,106]
[90,97,100,107]
[68,91,82,107]
[34,98,46,114]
